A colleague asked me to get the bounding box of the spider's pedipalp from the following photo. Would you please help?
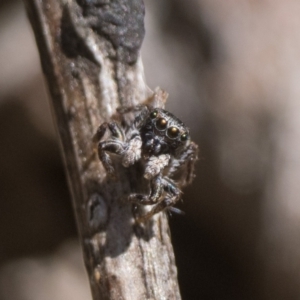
[144,154,170,180]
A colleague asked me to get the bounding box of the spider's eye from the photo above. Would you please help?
[156,118,167,130]
[150,110,158,119]
[167,127,180,139]
[181,133,189,141]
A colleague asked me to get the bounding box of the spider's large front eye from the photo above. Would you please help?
[150,110,158,119]
[167,127,180,139]
[156,118,167,130]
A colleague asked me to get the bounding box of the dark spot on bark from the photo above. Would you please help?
[76,0,145,64]
[60,6,98,63]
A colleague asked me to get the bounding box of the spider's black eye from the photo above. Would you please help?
[150,110,158,119]
[181,133,189,141]
[167,127,180,139]
[156,118,167,130]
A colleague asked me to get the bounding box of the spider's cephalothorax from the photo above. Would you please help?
[94,89,198,222]
[141,108,190,157]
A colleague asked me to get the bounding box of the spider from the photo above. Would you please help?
[94,89,198,222]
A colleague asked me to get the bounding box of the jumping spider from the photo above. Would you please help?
[94,89,198,222]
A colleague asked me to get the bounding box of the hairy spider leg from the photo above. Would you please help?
[183,142,198,186]
[121,107,149,167]
[128,175,182,222]
[98,140,125,176]
[117,105,150,128]
[95,122,126,176]
[136,177,182,222]
[133,106,150,129]
[93,121,125,143]
[122,133,143,167]
[128,175,164,205]
[117,104,149,128]
[167,141,198,187]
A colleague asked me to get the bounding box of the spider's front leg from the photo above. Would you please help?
[131,176,182,223]
[168,141,198,187]
[94,122,125,177]
[121,106,148,167]
[140,178,181,222]
[129,175,164,205]
[122,132,143,167]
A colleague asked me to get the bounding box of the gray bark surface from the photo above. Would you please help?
[24,0,181,299]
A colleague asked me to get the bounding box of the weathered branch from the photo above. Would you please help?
[24,0,181,299]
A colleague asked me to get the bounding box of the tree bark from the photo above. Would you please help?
[24,0,181,299]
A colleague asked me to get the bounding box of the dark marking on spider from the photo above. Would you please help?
[94,88,198,222]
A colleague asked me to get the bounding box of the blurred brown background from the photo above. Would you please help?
[1,0,300,299]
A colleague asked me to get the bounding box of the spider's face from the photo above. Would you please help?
[141,108,190,156]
